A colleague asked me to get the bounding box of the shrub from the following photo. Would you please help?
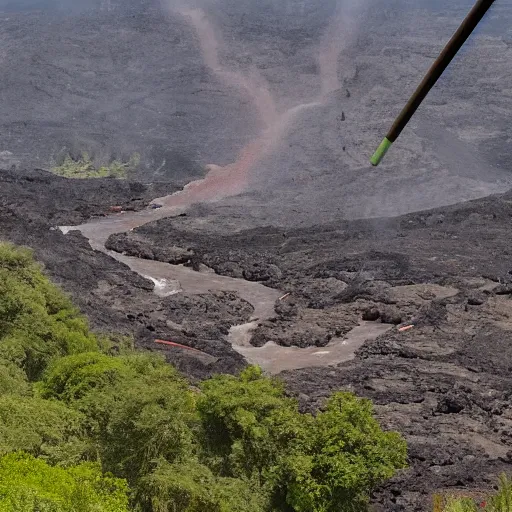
[0,452,129,512]
[442,498,480,512]
[436,475,512,511]
[52,152,140,179]
[0,395,89,466]
[38,352,133,403]
[198,367,407,512]
[0,358,30,396]
[97,358,197,483]
[138,460,267,512]
[283,392,407,512]
[0,243,98,380]
[488,475,512,511]
[198,365,306,482]
[40,352,198,483]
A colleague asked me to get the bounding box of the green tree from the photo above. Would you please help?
[0,452,129,512]
[1,241,408,512]
[40,352,198,483]
[38,352,133,403]
[138,460,267,512]
[0,243,98,380]
[198,366,307,483]
[198,368,407,512]
[0,395,89,466]
[283,392,407,512]
[0,358,30,396]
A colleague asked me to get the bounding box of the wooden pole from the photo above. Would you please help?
[370,0,496,166]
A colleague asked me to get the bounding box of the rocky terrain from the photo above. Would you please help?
[2,0,512,510]
[103,189,512,510]
[3,165,512,510]
[0,169,251,377]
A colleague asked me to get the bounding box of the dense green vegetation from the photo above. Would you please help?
[0,453,129,512]
[0,243,98,380]
[52,152,140,179]
[0,241,407,511]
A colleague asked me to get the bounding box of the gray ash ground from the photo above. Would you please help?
[1,0,511,218]
[2,0,512,510]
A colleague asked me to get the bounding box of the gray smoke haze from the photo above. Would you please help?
[0,0,511,223]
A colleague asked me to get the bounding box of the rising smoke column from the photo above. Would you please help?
[319,0,368,96]
[156,0,360,208]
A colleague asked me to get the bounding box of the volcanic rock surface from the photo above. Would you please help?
[1,0,511,216]
[4,166,512,510]
[105,188,512,512]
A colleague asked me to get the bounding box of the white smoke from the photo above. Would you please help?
[319,0,370,96]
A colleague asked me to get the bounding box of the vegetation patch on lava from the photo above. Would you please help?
[52,152,140,180]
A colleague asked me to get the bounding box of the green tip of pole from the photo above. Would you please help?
[370,137,392,166]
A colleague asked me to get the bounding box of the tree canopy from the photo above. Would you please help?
[0,243,98,381]
[0,452,129,512]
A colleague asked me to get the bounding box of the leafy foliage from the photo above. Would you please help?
[139,460,266,512]
[52,152,139,179]
[94,356,197,484]
[283,392,407,512]
[0,395,89,466]
[198,367,407,511]
[488,475,512,511]
[198,366,305,481]
[0,452,129,512]
[438,474,512,511]
[0,243,98,380]
[39,355,407,511]
[38,352,133,403]
[40,352,197,483]
[441,498,480,512]
[1,242,408,512]
[0,358,30,395]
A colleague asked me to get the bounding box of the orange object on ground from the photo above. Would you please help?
[398,325,414,332]
[154,339,203,353]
